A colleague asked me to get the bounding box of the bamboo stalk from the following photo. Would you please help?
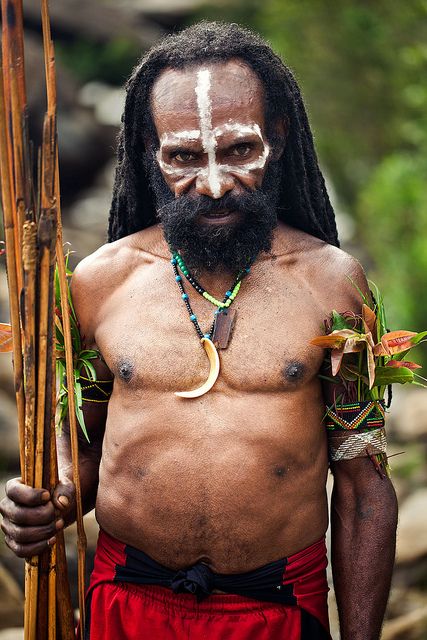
[22,221,37,485]
[1,0,21,289]
[47,263,57,640]
[1,0,23,291]
[0,61,25,473]
[40,0,87,630]
[22,221,38,640]
[2,3,84,637]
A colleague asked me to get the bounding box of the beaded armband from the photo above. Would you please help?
[326,400,390,477]
[80,375,113,403]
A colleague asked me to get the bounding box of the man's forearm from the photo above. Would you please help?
[56,426,101,525]
[331,462,398,640]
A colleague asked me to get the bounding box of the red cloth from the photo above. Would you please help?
[84,530,330,639]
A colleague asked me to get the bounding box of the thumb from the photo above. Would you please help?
[52,480,76,512]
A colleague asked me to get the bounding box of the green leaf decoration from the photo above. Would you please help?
[313,279,426,401]
[373,366,415,386]
[331,310,353,331]
[55,259,102,439]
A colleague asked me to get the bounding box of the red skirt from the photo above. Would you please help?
[84,530,331,639]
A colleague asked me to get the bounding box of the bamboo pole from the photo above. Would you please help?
[0,61,25,473]
[2,2,84,636]
[0,0,21,288]
[40,0,87,632]
[22,221,38,640]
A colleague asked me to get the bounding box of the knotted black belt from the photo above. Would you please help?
[114,543,296,604]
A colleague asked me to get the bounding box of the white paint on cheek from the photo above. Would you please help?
[215,122,271,176]
[195,69,221,198]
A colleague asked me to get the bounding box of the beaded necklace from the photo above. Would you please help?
[171,252,250,340]
[170,251,251,398]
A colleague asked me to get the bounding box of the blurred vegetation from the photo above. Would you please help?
[44,1,427,364]
[55,37,140,84]
[194,0,427,362]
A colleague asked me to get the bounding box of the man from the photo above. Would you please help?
[0,22,397,640]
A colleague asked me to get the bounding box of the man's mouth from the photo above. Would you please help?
[198,209,243,225]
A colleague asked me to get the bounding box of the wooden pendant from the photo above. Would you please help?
[212,308,236,349]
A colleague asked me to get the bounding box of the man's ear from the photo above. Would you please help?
[270,116,289,161]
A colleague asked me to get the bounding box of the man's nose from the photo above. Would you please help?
[195,170,235,199]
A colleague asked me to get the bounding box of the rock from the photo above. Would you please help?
[382,606,427,640]
[387,387,427,441]
[396,488,427,564]
[0,564,23,630]
[79,82,125,127]
[0,630,23,640]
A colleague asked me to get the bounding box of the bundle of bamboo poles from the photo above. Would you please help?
[0,1,86,638]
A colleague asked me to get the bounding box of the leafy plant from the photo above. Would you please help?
[54,253,99,441]
[311,283,427,402]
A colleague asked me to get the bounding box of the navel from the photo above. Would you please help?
[273,465,287,479]
[283,361,305,383]
[117,360,134,382]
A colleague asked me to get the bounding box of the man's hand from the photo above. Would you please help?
[0,477,75,558]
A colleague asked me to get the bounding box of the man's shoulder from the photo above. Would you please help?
[70,225,167,338]
[274,224,368,309]
[72,225,166,293]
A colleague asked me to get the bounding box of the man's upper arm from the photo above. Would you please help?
[65,255,114,446]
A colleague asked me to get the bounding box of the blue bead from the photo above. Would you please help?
[245,267,251,273]
[225,290,232,297]
[175,275,182,282]
[182,293,188,300]
[171,258,177,265]
[190,314,197,322]
[204,333,210,339]
[214,309,220,315]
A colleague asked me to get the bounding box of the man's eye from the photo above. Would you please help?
[230,143,253,158]
[171,151,197,163]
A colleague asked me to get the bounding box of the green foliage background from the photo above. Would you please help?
[55,0,427,363]
[193,0,427,363]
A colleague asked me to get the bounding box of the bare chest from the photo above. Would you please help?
[94,262,327,394]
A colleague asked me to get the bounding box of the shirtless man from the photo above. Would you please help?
[1,22,397,640]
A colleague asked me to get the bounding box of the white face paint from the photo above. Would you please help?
[156,69,271,190]
[195,69,221,198]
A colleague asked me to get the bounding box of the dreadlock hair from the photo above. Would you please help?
[108,21,339,247]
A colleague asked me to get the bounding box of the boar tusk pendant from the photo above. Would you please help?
[175,337,220,398]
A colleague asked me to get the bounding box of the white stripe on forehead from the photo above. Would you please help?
[159,130,201,145]
[195,69,221,198]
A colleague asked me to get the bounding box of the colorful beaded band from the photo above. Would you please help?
[325,400,385,432]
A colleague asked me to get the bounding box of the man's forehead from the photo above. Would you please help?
[150,59,265,124]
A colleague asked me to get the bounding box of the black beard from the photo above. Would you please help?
[145,155,281,272]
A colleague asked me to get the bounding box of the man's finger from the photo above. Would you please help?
[4,534,56,559]
[52,481,76,511]
[5,478,50,506]
[0,497,55,526]
[1,518,62,544]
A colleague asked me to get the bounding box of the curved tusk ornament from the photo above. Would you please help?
[175,337,220,398]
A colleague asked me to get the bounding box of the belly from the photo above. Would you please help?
[95,395,329,572]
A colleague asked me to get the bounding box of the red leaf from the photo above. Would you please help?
[386,360,422,370]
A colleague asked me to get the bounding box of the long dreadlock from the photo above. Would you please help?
[108,21,339,247]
